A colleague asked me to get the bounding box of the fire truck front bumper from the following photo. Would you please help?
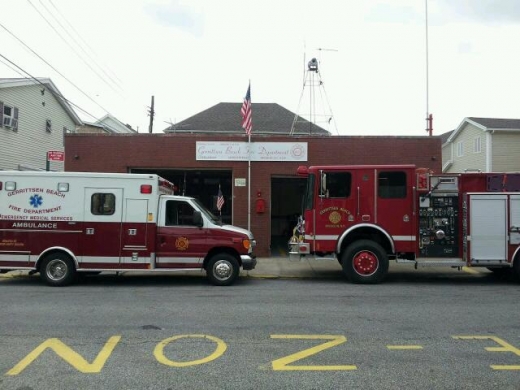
[241,255,257,270]
[288,242,310,260]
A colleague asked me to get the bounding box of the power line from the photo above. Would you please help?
[0,52,98,121]
[0,21,112,117]
[48,0,123,86]
[0,57,27,77]
[27,0,122,96]
[42,0,124,93]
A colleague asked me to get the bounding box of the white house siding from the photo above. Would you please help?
[491,131,520,172]
[101,116,127,133]
[0,84,77,171]
[441,142,452,171]
[447,123,487,173]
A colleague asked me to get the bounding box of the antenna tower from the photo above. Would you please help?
[290,54,338,135]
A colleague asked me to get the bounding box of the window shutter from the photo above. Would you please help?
[0,101,3,128]
[13,107,19,132]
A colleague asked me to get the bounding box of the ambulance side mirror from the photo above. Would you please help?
[193,210,203,227]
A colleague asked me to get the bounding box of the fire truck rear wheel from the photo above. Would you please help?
[207,254,240,286]
[40,253,76,287]
[342,240,389,284]
[514,257,520,281]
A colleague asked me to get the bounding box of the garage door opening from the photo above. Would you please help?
[271,177,306,257]
[131,168,233,224]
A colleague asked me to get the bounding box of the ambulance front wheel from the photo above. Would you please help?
[40,253,76,287]
[341,240,389,284]
[206,253,240,286]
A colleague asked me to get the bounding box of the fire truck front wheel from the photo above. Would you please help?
[206,254,240,286]
[341,240,389,284]
[40,253,76,287]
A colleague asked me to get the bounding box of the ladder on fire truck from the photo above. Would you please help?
[290,53,339,135]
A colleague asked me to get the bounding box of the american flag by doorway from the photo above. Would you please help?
[217,186,225,212]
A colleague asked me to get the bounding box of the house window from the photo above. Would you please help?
[2,103,19,131]
[474,136,481,153]
[46,119,52,133]
[457,141,464,157]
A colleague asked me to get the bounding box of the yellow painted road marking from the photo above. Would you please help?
[270,335,357,371]
[387,345,423,350]
[6,336,121,375]
[462,267,479,274]
[453,335,520,370]
[154,334,227,367]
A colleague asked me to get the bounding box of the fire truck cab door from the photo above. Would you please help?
[82,188,124,267]
[374,169,415,252]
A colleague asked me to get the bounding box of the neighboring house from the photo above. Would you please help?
[441,117,520,173]
[77,113,136,134]
[164,102,330,135]
[0,78,82,171]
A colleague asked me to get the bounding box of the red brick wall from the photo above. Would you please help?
[65,134,442,256]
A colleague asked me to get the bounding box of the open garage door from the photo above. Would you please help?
[131,168,233,224]
[271,176,306,256]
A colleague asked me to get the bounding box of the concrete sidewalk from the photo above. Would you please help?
[245,256,342,279]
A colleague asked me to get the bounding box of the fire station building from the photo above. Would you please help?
[65,103,442,256]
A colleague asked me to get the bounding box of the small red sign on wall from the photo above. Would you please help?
[47,151,65,161]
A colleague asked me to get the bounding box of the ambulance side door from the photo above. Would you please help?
[81,188,123,268]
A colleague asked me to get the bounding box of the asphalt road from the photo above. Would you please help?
[0,270,519,390]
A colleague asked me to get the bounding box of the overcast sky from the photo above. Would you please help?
[2,0,520,136]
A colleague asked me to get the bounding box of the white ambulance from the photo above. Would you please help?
[0,171,256,286]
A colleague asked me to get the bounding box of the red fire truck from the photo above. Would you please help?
[289,164,520,283]
[0,171,256,286]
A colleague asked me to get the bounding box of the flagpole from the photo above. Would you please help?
[248,132,251,231]
[240,80,252,232]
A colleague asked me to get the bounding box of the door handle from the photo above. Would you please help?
[86,228,95,235]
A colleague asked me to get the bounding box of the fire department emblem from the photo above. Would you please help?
[329,211,341,224]
[175,237,189,251]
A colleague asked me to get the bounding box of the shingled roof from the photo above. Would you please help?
[446,117,520,144]
[163,102,330,136]
[467,117,520,130]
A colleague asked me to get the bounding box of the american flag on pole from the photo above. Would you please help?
[241,83,252,135]
[217,185,225,212]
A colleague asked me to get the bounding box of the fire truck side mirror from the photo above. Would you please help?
[319,171,327,197]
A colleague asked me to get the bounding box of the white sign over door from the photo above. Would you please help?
[196,142,308,162]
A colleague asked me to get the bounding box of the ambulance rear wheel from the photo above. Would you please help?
[40,253,76,287]
[342,240,389,284]
[207,254,239,286]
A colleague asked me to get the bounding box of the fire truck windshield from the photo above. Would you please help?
[303,174,315,211]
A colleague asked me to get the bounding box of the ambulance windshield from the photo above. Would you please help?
[192,198,222,225]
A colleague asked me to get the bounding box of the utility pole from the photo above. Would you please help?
[148,95,155,133]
